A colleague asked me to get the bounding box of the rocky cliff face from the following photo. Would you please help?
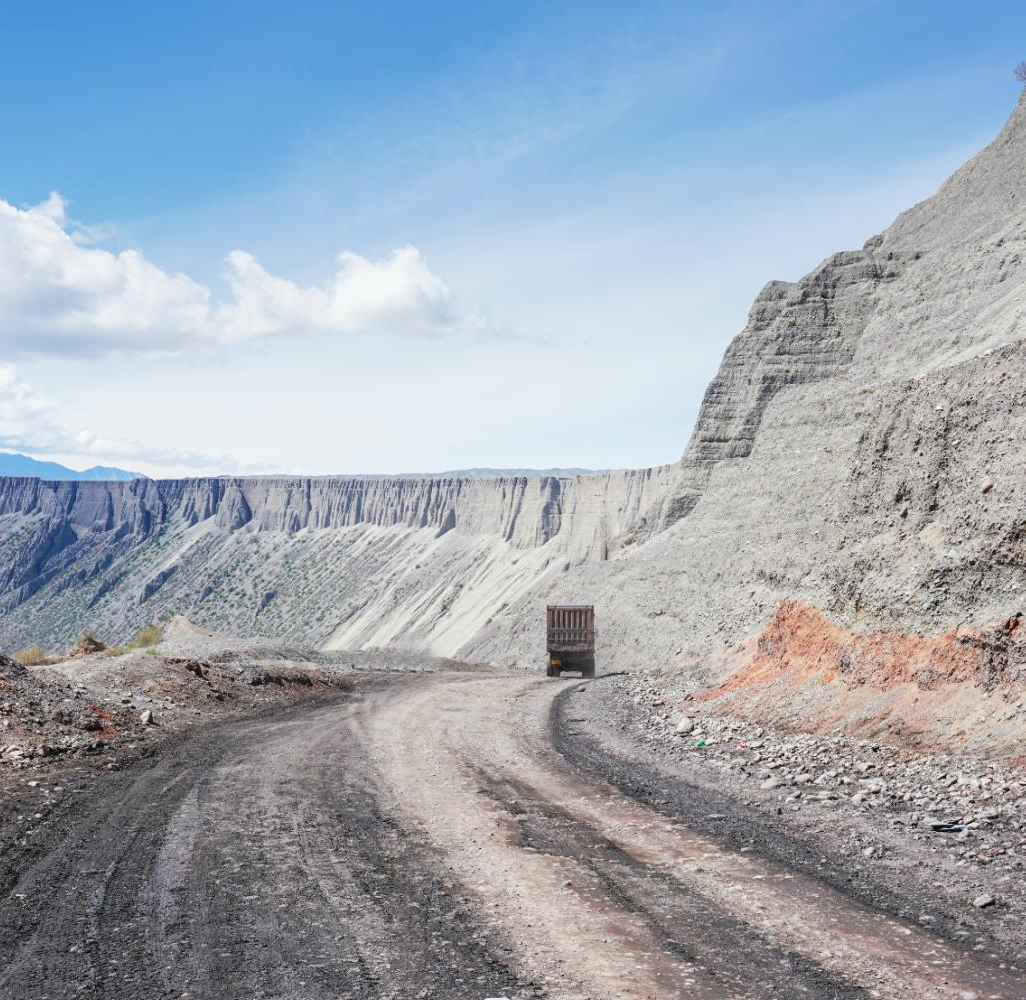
[0,467,674,652]
[0,95,1023,707]
[468,92,1026,695]
[648,92,1026,533]
[654,246,910,527]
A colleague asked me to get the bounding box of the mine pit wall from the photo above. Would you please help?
[0,466,674,551]
[466,340,1026,755]
[470,94,1026,746]
[472,340,1026,643]
[0,466,677,653]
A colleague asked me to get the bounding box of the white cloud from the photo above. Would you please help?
[0,363,231,471]
[217,245,470,342]
[0,192,478,359]
[0,364,55,444]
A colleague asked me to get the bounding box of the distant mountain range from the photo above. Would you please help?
[0,456,605,483]
[0,452,145,481]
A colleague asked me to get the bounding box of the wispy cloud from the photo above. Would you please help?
[0,363,235,471]
[0,193,481,360]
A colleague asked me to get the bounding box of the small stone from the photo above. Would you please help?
[675,717,695,735]
[971,894,995,909]
[760,777,780,791]
[139,709,155,726]
[981,479,994,494]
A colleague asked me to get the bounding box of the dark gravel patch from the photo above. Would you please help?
[0,676,540,1000]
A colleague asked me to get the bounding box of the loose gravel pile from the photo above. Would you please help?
[624,671,1026,873]
[0,636,456,777]
[0,651,145,768]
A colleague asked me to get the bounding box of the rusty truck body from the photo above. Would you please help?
[546,604,595,678]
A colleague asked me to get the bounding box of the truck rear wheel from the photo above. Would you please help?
[581,657,595,679]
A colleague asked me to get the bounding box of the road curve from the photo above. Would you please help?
[1,670,1023,1000]
[367,672,1025,1000]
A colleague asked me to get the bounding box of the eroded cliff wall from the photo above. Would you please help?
[0,467,674,652]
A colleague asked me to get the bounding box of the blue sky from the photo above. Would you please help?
[0,1,1023,476]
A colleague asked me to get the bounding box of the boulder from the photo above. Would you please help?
[675,716,695,735]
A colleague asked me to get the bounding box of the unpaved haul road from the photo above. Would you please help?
[1,671,1023,1000]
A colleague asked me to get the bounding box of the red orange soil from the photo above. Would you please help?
[690,600,1026,757]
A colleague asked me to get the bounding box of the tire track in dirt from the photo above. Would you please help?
[4,670,1024,999]
[473,764,868,1000]
[0,685,537,1000]
[366,672,1026,1000]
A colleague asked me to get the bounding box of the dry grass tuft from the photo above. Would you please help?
[129,624,164,648]
[13,645,51,666]
[71,632,107,657]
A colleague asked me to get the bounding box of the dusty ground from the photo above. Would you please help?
[2,662,1025,999]
[560,673,1026,973]
[0,635,453,776]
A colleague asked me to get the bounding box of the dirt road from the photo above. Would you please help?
[1,670,1023,999]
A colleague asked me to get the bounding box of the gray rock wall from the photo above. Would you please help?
[466,91,1026,671]
[0,466,675,651]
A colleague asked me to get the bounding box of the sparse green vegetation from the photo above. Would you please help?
[128,623,164,648]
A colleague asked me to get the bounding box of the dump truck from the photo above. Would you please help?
[546,604,595,678]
